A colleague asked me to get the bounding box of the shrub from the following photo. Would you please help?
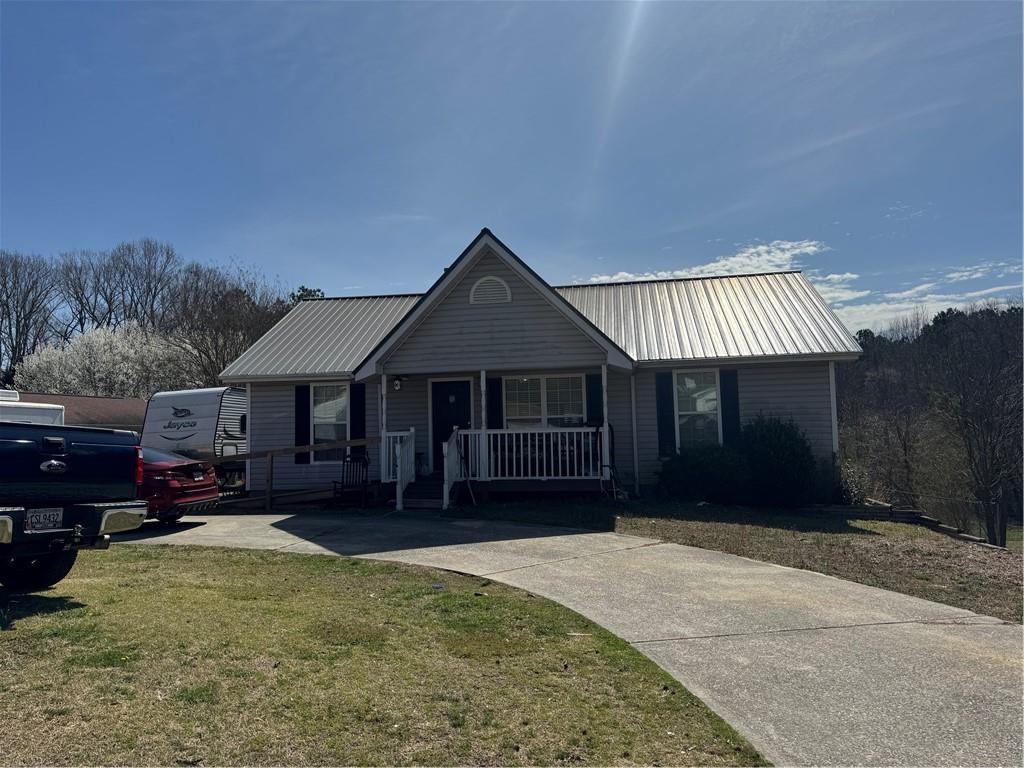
[657,443,749,504]
[739,415,816,507]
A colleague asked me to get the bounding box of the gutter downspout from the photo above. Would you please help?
[630,372,640,497]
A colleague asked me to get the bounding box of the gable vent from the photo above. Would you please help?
[470,276,512,305]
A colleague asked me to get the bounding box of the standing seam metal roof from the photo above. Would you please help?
[219,271,860,379]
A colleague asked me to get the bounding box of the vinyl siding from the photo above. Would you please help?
[606,369,636,487]
[634,361,835,488]
[737,362,834,458]
[384,249,607,374]
[248,379,380,491]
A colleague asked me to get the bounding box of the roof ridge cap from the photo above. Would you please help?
[552,270,803,289]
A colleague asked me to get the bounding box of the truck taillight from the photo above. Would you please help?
[135,446,144,486]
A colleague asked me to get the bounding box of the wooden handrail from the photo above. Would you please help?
[208,437,376,465]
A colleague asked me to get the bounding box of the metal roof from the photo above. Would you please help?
[555,271,861,363]
[220,294,420,380]
[220,271,859,380]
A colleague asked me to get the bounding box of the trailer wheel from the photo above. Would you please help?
[0,551,79,592]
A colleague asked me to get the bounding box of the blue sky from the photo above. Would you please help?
[1,1,1020,330]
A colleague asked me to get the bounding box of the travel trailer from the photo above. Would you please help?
[141,387,247,489]
[0,390,65,425]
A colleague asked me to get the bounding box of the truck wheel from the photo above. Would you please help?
[0,551,79,592]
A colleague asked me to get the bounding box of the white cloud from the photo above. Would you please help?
[586,239,827,283]
[582,240,1019,334]
[885,281,938,299]
[962,283,1023,299]
[942,261,1020,283]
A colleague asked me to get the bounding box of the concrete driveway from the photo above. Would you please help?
[119,512,1023,767]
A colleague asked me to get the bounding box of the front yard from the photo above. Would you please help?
[0,545,764,767]
[616,503,1023,624]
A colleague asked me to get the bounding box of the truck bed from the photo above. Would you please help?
[0,421,141,506]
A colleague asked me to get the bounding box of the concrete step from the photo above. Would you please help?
[403,497,443,510]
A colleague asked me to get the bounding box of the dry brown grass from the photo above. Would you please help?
[616,503,1023,623]
[0,545,765,767]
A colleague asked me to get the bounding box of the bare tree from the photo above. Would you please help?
[167,263,290,385]
[54,250,122,339]
[0,250,57,384]
[924,304,1023,546]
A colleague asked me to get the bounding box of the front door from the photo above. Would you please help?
[430,380,472,473]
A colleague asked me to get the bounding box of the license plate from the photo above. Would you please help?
[26,508,63,531]
[193,472,204,481]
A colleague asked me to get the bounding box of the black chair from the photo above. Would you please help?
[332,455,369,507]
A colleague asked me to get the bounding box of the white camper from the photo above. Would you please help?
[0,390,65,425]
[141,387,247,488]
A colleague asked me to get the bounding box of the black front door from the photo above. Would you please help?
[431,380,472,473]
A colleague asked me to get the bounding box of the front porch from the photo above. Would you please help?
[378,369,612,510]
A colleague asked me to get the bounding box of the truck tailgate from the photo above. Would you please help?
[0,426,139,505]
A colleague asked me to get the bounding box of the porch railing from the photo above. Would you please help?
[384,428,416,511]
[441,428,462,510]
[382,428,414,483]
[455,427,602,481]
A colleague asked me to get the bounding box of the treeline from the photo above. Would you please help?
[837,303,1022,546]
[0,240,322,396]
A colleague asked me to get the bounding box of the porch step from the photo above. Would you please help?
[402,478,445,506]
[403,497,443,510]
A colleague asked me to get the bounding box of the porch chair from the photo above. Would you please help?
[332,454,369,507]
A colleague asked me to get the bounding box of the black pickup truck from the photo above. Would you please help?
[0,421,148,591]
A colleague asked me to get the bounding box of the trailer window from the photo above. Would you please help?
[312,383,348,462]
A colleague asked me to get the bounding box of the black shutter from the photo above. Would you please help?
[655,372,676,457]
[719,369,741,447]
[294,384,310,464]
[349,382,366,458]
[486,378,504,429]
[585,373,604,426]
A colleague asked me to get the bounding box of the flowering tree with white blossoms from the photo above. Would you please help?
[14,324,199,399]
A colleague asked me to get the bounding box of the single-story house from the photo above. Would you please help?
[221,229,861,508]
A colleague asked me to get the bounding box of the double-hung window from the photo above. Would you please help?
[312,383,348,462]
[504,375,585,429]
[674,370,720,449]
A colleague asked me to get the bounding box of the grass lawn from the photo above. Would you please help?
[615,502,1023,624]
[0,545,765,767]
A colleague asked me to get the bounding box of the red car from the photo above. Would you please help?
[140,448,220,523]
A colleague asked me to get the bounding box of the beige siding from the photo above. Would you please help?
[634,361,836,489]
[384,249,607,374]
[248,379,380,491]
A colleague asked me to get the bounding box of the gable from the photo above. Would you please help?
[381,248,609,374]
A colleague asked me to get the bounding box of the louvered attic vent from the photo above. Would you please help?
[470,276,512,305]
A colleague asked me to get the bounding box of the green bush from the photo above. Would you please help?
[657,443,749,505]
[656,415,817,508]
[739,415,816,507]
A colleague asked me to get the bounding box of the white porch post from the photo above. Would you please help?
[380,373,388,480]
[601,364,610,480]
[480,370,489,481]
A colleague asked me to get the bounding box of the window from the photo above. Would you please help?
[503,375,585,429]
[545,376,584,427]
[674,370,720,449]
[504,377,542,429]
[312,383,348,462]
